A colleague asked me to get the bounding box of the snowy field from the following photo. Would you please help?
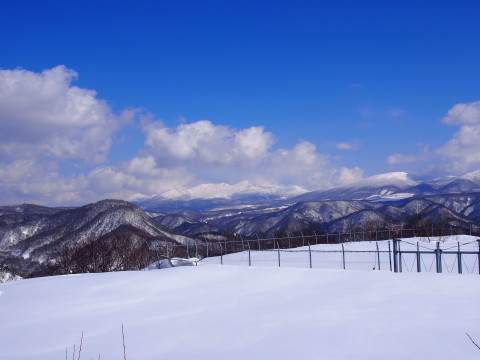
[202,235,480,274]
[1,254,480,359]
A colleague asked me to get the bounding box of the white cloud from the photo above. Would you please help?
[442,100,480,125]
[0,66,367,205]
[387,153,420,165]
[336,142,357,150]
[0,65,129,163]
[437,100,480,172]
[143,120,274,166]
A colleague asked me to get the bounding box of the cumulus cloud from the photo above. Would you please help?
[0,65,129,163]
[385,100,480,174]
[442,100,480,125]
[141,120,364,190]
[143,120,274,165]
[0,66,366,205]
[437,100,480,172]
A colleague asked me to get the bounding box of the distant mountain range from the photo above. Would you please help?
[133,170,480,211]
[2,170,480,277]
[150,170,480,236]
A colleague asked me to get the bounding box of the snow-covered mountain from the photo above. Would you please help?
[153,192,480,236]
[0,200,196,277]
[133,171,480,213]
[132,181,307,211]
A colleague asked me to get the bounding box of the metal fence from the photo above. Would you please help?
[148,227,480,274]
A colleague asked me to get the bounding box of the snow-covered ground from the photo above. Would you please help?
[0,236,479,359]
[203,235,480,274]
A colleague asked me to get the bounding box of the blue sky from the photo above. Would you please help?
[1,0,480,205]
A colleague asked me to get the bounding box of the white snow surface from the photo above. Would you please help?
[1,239,479,360]
[203,235,480,273]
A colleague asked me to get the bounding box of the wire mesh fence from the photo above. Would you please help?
[147,227,480,274]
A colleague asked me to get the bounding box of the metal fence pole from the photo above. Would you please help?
[398,240,402,273]
[248,247,251,266]
[341,243,345,270]
[477,240,480,275]
[256,235,261,250]
[457,242,462,274]
[220,242,223,265]
[277,245,281,267]
[435,242,442,273]
[309,244,312,269]
[376,242,381,270]
[240,235,245,251]
[392,239,398,273]
[416,242,421,273]
[206,240,209,258]
[388,241,392,272]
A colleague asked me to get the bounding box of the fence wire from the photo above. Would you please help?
[148,228,480,275]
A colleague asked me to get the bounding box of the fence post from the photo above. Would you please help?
[398,240,402,273]
[376,242,381,270]
[416,242,421,273]
[288,234,291,249]
[220,242,223,265]
[435,242,442,273]
[301,231,305,247]
[457,242,462,274]
[392,239,398,272]
[277,245,281,267]
[477,240,480,275]
[186,239,189,258]
[248,247,251,266]
[240,235,245,251]
[309,244,312,269]
[341,243,345,270]
[388,241,392,271]
[256,235,261,250]
[313,230,318,245]
[205,240,209,258]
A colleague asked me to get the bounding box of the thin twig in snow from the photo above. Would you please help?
[467,333,480,350]
[122,323,127,360]
[77,331,83,360]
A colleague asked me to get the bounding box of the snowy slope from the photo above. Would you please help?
[0,257,479,360]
